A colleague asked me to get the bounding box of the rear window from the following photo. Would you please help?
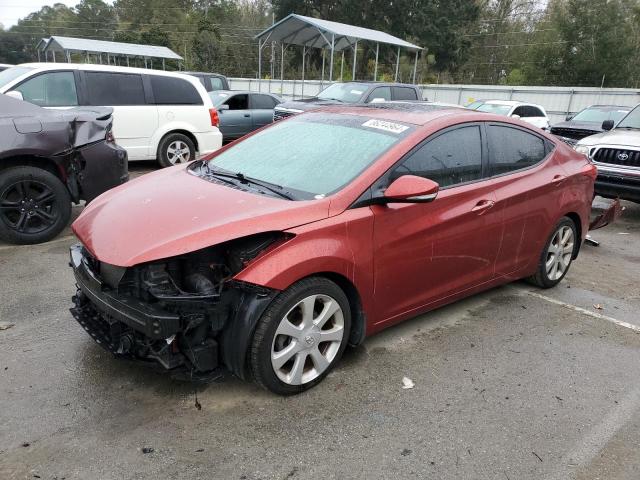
[393,87,418,101]
[150,75,202,105]
[251,94,278,109]
[85,72,146,106]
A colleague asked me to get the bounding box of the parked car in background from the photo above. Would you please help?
[574,104,640,203]
[273,81,424,120]
[69,104,595,394]
[474,100,550,130]
[209,90,283,141]
[550,105,631,145]
[0,64,223,167]
[184,71,230,92]
[0,64,13,72]
[465,99,485,110]
[0,94,127,244]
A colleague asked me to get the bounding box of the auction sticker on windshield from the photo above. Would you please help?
[362,119,409,134]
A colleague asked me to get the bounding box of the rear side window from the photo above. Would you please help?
[392,125,483,188]
[150,75,202,105]
[487,125,546,175]
[85,72,145,106]
[209,76,225,90]
[15,71,78,107]
[367,87,391,102]
[392,87,418,101]
[251,94,277,109]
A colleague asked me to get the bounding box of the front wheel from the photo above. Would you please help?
[157,133,196,168]
[249,277,351,395]
[529,217,577,288]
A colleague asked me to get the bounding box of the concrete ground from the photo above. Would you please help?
[0,167,638,479]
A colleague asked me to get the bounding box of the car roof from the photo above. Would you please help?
[18,63,198,80]
[311,104,480,126]
[331,81,418,87]
[210,90,276,96]
[183,71,227,77]
[581,105,632,110]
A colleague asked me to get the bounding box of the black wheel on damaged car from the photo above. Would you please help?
[0,166,71,245]
[157,133,196,168]
[249,277,352,395]
[529,216,577,289]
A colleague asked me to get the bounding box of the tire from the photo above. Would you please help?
[157,133,196,168]
[249,277,352,395]
[0,166,71,245]
[528,216,577,289]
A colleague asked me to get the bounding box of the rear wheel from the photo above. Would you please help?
[0,166,71,245]
[157,133,195,168]
[249,277,351,395]
[529,217,577,288]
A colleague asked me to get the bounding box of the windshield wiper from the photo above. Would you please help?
[617,126,640,130]
[204,164,296,200]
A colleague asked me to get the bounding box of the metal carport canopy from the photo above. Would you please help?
[255,13,422,85]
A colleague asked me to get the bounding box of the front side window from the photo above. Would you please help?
[14,71,78,107]
[85,72,145,106]
[208,113,409,196]
[225,94,248,110]
[487,125,546,175]
[392,125,483,188]
[150,75,202,105]
[392,87,418,101]
[317,82,369,103]
[367,87,391,102]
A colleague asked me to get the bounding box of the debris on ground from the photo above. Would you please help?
[402,377,415,389]
[532,451,543,462]
[0,322,15,331]
[141,447,154,454]
[401,448,412,456]
[593,304,604,310]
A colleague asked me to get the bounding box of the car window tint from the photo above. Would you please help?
[252,94,277,109]
[225,94,249,110]
[150,75,202,105]
[488,125,546,175]
[367,87,391,102]
[528,106,544,117]
[209,77,225,90]
[512,106,527,117]
[392,125,483,188]
[392,87,418,100]
[15,71,78,107]
[85,72,145,105]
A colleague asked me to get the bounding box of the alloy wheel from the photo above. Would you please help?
[0,180,59,235]
[545,225,574,281]
[271,294,345,385]
[166,140,191,164]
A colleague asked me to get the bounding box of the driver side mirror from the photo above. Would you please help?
[5,90,24,101]
[383,175,439,203]
[369,98,386,104]
[601,119,614,131]
[218,104,229,111]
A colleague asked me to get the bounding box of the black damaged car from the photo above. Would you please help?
[550,105,631,145]
[0,94,128,244]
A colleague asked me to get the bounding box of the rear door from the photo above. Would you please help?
[250,93,279,130]
[219,94,252,138]
[372,124,503,323]
[486,123,562,276]
[82,71,157,160]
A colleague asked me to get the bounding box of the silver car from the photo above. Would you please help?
[210,91,283,141]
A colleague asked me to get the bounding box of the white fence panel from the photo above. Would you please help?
[228,78,640,124]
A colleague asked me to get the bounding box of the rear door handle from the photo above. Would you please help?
[551,174,567,186]
[471,199,495,214]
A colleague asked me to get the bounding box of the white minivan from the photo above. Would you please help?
[0,63,223,167]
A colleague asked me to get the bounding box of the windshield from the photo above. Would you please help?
[209,91,232,106]
[0,66,34,89]
[572,107,630,123]
[207,113,409,197]
[476,103,512,115]
[317,83,370,103]
[616,106,640,129]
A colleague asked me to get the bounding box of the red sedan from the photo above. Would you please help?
[70,105,596,394]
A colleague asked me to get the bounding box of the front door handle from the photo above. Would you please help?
[551,174,567,186]
[243,114,251,118]
[471,199,495,214]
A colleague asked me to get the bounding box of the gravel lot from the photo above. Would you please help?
[1,165,639,480]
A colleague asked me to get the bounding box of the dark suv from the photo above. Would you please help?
[574,105,640,203]
[183,72,230,92]
[273,81,424,121]
[550,105,631,145]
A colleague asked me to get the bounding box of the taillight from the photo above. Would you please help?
[580,163,598,181]
[105,130,115,143]
[209,107,219,127]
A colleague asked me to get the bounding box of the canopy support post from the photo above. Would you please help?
[329,33,335,82]
[352,40,358,81]
[281,43,285,96]
[258,39,262,91]
[412,50,419,84]
[126,56,130,67]
[321,49,325,86]
[52,50,56,62]
[301,45,306,98]
[395,47,400,82]
[374,43,379,81]
[162,58,166,70]
[340,50,344,81]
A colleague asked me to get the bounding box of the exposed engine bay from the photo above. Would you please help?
[70,232,288,378]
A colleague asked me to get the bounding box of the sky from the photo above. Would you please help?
[1,0,81,28]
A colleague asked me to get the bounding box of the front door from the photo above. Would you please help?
[220,94,252,139]
[371,124,503,324]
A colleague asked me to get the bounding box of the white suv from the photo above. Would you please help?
[0,63,223,167]
[472,100,550,130]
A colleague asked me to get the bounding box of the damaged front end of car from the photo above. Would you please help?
[69,232,289,379]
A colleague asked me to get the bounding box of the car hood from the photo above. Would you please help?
[72,165,330,267]
[276,98,344,112]
[551,121,602,132]
[577,128,640,147]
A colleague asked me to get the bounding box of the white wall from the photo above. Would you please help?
[228,77,640,124]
